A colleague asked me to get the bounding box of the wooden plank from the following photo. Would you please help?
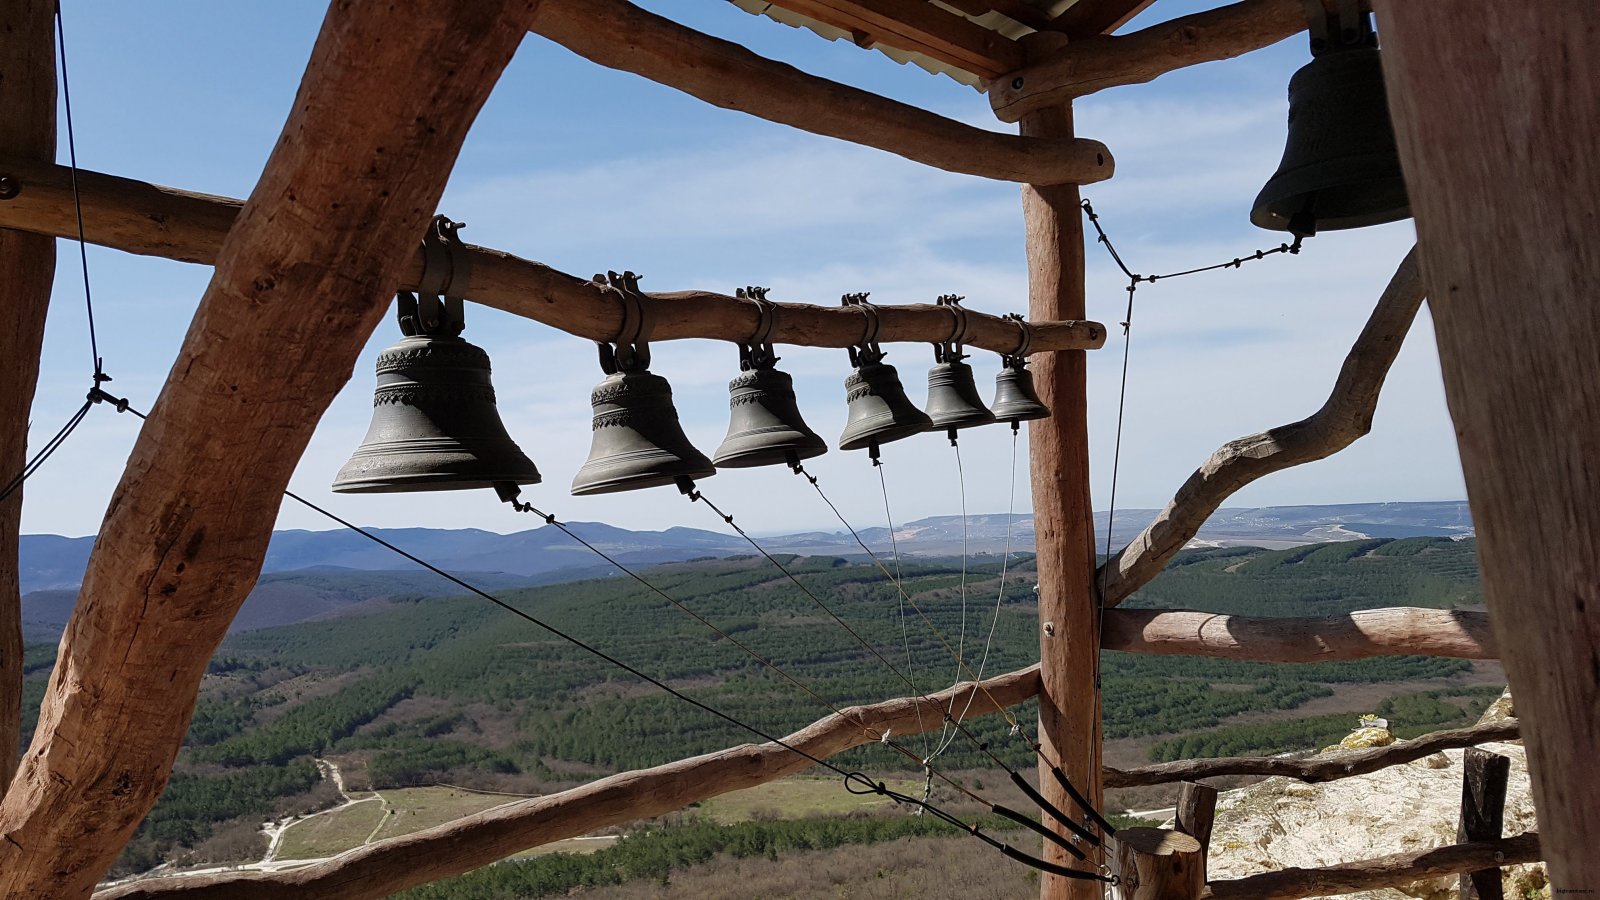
[0,158,1107,355]
[1019,31,1102,900]
[1104,720,1522,788]
[94,667,1043,899]
[774,0,1025,76]
[1175,782,1217,862]
[0,0,56,797]
[1098,248,1424,607]
[1206,832,1542,900]
[523,0,1109,184]
[0,1,530,894]
[1101,607,1496,662]
[1052,0,1160,38]
[1113,828,1205,900]
[1458,748,1511,900]
[1375,2,1600,890]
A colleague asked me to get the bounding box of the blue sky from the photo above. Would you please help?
[19,1,1461,538]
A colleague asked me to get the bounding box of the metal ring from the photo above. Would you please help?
[842,292,880,349]
[1006,312,1033,359]
[745,287,777,348]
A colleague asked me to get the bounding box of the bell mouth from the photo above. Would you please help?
[713,430,828,469]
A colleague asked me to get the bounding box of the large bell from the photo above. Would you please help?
[333,295,541,494]
[1251,12,1408,237]
[715,365,827,469]
[991,360,1050,425]
[840,360,931,452]
[572,367,715,495]
[926,356,996,434]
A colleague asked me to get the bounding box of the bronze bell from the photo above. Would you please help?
[924,296,994,437]
[713,288,827,469]
[333,292,541,494]
[838,294,931,454]
[1251,8,1409,237]
[572,271,716,495]
[991,314,1049,427]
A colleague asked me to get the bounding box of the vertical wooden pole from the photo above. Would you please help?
[0,0,57,796]
[1374,1,1600,890]
[1020,31,1102,900]
[1458,748,1511,900]
[1176,781,1218,864]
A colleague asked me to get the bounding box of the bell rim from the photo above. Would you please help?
[570,460,717,496]
[331,471,542,494]
[712,434,828,469]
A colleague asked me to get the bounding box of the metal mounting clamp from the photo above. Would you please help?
[934,294,976,363]
[401,215,472,338]
[596,269,654,373]
[736,286,779,369]
[842,292,883,366]
[1002,312,1034,365]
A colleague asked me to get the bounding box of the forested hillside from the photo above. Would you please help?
[19,535,1492,878]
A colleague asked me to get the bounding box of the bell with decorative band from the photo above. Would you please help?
[713,287,828,469]
[333,292,540,494]
[837,293,931,455]
[572,367,716,495]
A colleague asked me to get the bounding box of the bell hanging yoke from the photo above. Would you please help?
[1250,0,1410,237]
[712,287,828,470]
[571,271,716,496]
[333,216,542,496]
[837,293,932,459]
[991,313,1050,428]
[924,294,996,442]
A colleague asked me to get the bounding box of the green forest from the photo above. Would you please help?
[18,534,1494,878]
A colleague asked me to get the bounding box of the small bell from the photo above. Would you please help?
[572,271,715,495]
[923,296,994,438]
[713,288,827,469]
[838,294,931,454]
[334,292,541,494]
[991,313,1049,427]
[1251,7,1409,237]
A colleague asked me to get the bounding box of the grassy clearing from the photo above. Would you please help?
[275,797,385,860]
[695,776,924,824]
[369,787,521,842]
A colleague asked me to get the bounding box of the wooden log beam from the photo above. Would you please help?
[1458,748,1512,900]
[1098,246,1424,607]
[1205,832,1542,900]
[1101,607,1497,663]
[522,0,1113,185]
[1113,827,1205,900]
[95,666,1043,900]
[1175,782,1217,863]
[1104,719,1522,789]
[768,0,1025,77]
[1375,2,1600,889]
[0,1,529,895]
[0,157,1107,354]
[1051,0,1161,38]
[0,0,56,797]
[989,0,1312,123]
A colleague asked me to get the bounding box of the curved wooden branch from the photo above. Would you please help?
[0,157,1106,354]
[1102,607,1496,663]
[1206,832,1541,900]
[1098,246,1425,607]
[1104,719,1521,788]
[0,2,530,895]
[522,0,1113,185]
[989,0,1313,122]
[96,665,1041,899]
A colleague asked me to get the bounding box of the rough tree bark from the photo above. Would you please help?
[0,0,56,797]
[1375,2,1600,889]
[1101,607,1495,662]
[0,1,532,895]
[1206,832,1541,900]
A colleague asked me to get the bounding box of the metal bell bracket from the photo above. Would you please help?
[933,294,977,364]
[842,292,883,367]
[594,270,655,374]
[734,286,780,371]
[1000,312,1033,369]
[1304,0,1373,55]
[400,215,471,338]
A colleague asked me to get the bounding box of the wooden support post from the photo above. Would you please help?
[1374,2,1600,890]
[1113,827,1205,900]
[0,0,56,796]
[1175,782,1217,864]
[1020,32,1102,900]
[1458,748,1511,900]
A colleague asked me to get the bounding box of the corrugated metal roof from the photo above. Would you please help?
[730,0,1078,89]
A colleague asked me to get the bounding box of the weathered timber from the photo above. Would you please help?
[0,158,1106,355]
[1021,34,1101,900]
[1114,828,1204,900]
[0,1,530,895]
[0,0,55,796]
[1205,832,1542,900]
[522,0,1112,185]
[95,666,1043,900]
[1176,783,1217,863]
[1098,246,1424,607]
[1101,607,1496,663]
[1458,748,1511,900]
[1377,3,1600,889]
[990,0,1313,121]
[768,0,1024,77]
[1104,719,1521,789]
[1051,0,1160,38]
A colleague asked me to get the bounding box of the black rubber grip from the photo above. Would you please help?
[1050,765,1118,837]
[992,804,1087,860]
[999,843,1108,882]
[1010,770,1101,847]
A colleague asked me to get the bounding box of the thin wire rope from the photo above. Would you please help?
[0,399,93,504]
[929,441,972,760]
[878,459,930,760]
[54,2,103,381]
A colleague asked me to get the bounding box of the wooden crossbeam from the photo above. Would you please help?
[524,0,1111,185]
[1101,607,1497,663]
[772,0,1025,76]
[1051,0,1160,37]
[0,157,1107,354]
[1207,833,1541,900]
